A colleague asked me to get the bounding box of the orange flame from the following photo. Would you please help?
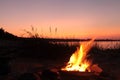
[61,39,94,72]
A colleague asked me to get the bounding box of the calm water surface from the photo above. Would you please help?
[53,41,120,49]
[94,41,120,49]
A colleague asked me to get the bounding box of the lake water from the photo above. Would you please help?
[93,41,120,49]
[53,41,120,49]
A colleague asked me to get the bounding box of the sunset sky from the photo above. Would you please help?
[0,0,120,39]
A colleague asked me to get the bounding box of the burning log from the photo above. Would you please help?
[88,64,103,75]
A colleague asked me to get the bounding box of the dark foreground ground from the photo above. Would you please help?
[0,39,120,80]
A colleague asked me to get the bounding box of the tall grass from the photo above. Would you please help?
[23,26,39,38]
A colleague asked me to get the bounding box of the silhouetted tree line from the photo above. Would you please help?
[0,28,17,40]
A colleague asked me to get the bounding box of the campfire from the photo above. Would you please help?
[61,39,102,75]
[42,39,112,80]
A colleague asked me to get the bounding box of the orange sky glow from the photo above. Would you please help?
[0,0,120,39]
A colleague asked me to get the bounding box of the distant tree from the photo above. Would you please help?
[0,28,5,38]
[0,27,17,39]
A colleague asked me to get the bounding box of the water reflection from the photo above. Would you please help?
[51,41,120,49]
[94,41,120,49]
